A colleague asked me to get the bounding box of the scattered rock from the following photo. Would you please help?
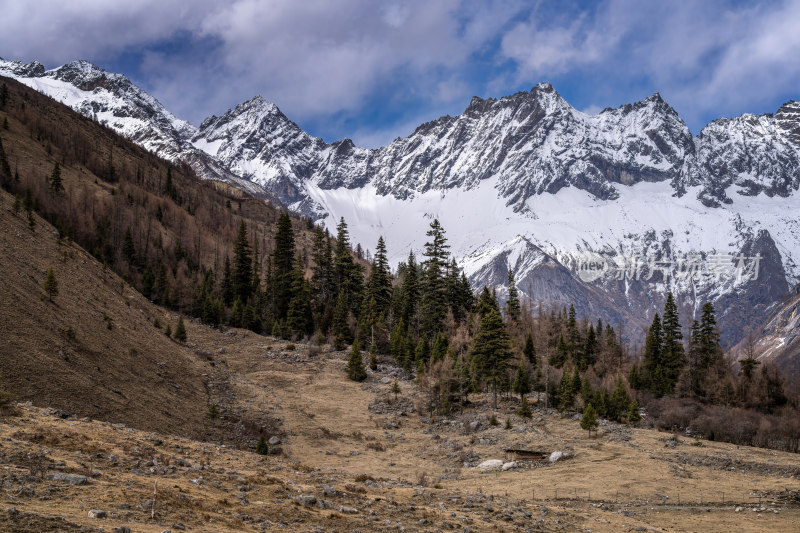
[88,509,107,519]
[338,506,359,514]
[477,459,504,472]
[549,451,568,463]
[114,527,131,533]
[268,436,280,446]
[501,461,518,471]
[46,472,88,485]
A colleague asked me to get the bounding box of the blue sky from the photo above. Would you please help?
[2,0,799,147]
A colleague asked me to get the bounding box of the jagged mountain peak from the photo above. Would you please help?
[0,57,45,77]
[775,100,800,146]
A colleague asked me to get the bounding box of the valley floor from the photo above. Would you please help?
[2,329,800,532]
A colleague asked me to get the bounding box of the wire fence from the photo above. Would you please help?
[525,488,788,508]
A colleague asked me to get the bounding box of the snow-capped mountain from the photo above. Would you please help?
[190,80,799,346]
[0,58,276,200]
[4,58,799,348]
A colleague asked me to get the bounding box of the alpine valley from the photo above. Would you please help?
[3,57,799,355]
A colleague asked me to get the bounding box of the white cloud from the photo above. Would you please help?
[0,0,215,64]
[1,0,798,141]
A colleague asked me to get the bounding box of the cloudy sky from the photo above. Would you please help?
[1,0,799,147]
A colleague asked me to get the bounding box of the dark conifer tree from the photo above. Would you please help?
[582,323,597,370]
[430,331,448,363]
[333,218,363,312]
[174,316,187,342]
[49,162,63,193]
[332,288,351,345]
[0,136,12,185]
[400,250,419,332]
[512,360,530,399]
[469,307,512,409]
[286,254,313,337]
[684,319,702,396]
[475,286,498,317]
[420,219,450,336]
[271,213,295,320]
[558,368,577,411]
[346,337,367,381]
[221,256,233,306]
[366,236,392,318]
[643,313,663,388]
[660,292,684,391]
[523,332,536,366]
[415,335,430,372]
[581,403,599,434]
[232,221,253,304]
[550,334,568,368]
[43,267,58,301]
[505,268,521,321]
[310,226,334,329]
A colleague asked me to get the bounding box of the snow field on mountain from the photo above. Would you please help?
[308,179,800,287]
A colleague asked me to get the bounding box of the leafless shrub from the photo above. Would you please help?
[366,441,385,452]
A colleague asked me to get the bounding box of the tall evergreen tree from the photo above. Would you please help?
[232,221,253,304]
[174,316,187,343]
[49,162,63,193]
[286,254,313,337]
[558,367,577,411]
[333,218,362,312]
[523,332,536,366]
[221,256,233,306]
[581,403,599,435]
[271,213,295,320]
[420,219,450,336]
[475,286,499,317]
[43,268,58,301]
[505,268,521,321]
[469,307,512,409]
[400,251,419,333]
[643,313,663,388]
[582,323,597,369]
[430,331,448,363]
[0,136,12,184]
[512,360,531,399]
[332,288,351,345]
[660,292,684,392]
[346,337,367,381]
[366,236,392,318]
[310,226,334,329]
[684,319,702,396]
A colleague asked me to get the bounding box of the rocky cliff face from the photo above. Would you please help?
[730,283,800,373]
[5,58,800,350]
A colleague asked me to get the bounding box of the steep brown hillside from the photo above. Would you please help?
[0,75,320,317]
[0,187,222,439]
